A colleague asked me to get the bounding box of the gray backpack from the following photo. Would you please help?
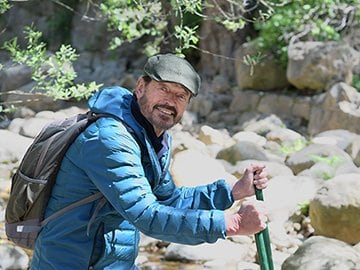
[5,111,109,249]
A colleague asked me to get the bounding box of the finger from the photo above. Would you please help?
[254,182,268,190]
[253,177,268,188]
[253,169,268,180]
[251,164,266,172]
[253,168,267,178]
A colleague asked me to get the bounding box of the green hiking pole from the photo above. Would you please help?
[255,187,274,270]
[255,229,269,270]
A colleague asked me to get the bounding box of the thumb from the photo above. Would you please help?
[243,166,255,180]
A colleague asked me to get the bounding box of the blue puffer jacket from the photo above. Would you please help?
[31,86,234,270]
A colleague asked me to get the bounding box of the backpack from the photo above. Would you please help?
[5,111,111,249]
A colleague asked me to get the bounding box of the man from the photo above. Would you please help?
[31,54,268,269]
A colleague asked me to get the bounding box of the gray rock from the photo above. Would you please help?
[216,141,269,165]
[0,130,33,163]
[240,114,285,136]
[312,129,359,150]
[0,245,29,270]
[282,236,360,270]
[285,143,353,175]
[164,239,255,263]
[298,160,360,180]
[0,64,32,92]
[19,118,53,138]
[171,149,236,187]
[234,160,294,179]
[235,41,289,91]
[287,41,359,92]
[308,83,360,135]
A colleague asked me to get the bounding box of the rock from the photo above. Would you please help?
[233,160,294,179]
[164,239,255,263]
[0,64,32,92]
[12,107,36,119]
[298,160,360,180]
[7,118,27,134]
[262,175,320,223]
[312,129,359,150]
[257,94,294,118]
[346,136,360,167]
[309,174,360,244]
[287,41,359,92]
[0,244,30,270]
[230,90,262,113]
[211,74,230,94]
[19,117,54,138]
[198,125,234,147]
[308,83,360,135]
[216,141,269,165]
[234,41,289,91]
[285,143,353,175]
[266,128,305,147]
[235,262,260,270]
[0,130,33,163]
[171,130,208,156]
[282,236,360,270]
[232,131,267,147]
[188,93,214,118]
[170,149,236,187]
[240,114,286,136]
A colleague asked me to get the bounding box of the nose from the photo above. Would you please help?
[162,92,177,105]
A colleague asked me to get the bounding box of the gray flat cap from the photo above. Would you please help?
[143,54,201,96]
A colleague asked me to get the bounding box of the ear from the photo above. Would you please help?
[134,77,145,98]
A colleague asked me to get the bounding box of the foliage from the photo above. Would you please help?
[253,0,360,65]
[353,74,360,91]
[0,0,10,14]
[1,0,359,110]
[310,154,346,180]
[243,52,267,76]
[2,26,102,101]
[98,0,267,56]
[298,201,310,216]
[100,0,167,55]
[310,154,345,167]
[280,138,308,155]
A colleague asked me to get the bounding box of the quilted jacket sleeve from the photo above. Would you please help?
[154,171,234,211]
[80,120,227,244]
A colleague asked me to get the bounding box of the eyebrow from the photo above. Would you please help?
[158,81,190,96]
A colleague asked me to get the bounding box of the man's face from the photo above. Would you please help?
[135,78,192,136]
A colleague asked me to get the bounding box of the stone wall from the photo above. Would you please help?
[190,82,360,136]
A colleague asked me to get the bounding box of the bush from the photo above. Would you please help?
[253,0,360,65]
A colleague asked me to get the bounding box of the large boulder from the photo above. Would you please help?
[309,174,360,244]
[287,41,359,92]
[234,41,289,91]
[308,82,360,135]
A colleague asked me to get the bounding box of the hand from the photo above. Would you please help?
[231,164,268,201]
[225,200,267,236]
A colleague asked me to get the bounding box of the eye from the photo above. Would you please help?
[160,87,168,93]
[177,94,188,103]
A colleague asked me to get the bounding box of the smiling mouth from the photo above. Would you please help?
[156,106,176,117]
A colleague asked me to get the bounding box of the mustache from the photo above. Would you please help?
[155,104,177,116]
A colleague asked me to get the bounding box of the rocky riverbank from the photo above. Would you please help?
[1,105,360,269]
